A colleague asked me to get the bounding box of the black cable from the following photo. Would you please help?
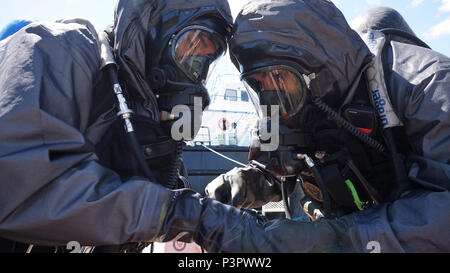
[281,180,293,220]
[313,97,386,153]
[108,64,157,182]
[166,141,184,190]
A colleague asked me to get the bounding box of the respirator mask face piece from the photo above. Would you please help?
[150,25,227,141]
[243,65,318,177]
[171,26,226,83]
[242,65,310,121]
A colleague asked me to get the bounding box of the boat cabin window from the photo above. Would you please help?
[241,91,249,102]
[224,89,238,101]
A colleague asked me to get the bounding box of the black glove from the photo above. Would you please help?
[152,187,362,253]
[205,167,291,209]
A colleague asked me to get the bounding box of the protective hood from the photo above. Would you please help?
[352,7,415,36]
[351,7,430,49]
[229,0,372,106]
[111,0,233,120]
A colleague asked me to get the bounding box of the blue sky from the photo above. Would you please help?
[332,0,450,56]
[1,0,449,57]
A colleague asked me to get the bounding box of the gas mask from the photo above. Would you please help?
[244,64,388,217]
[244,65,322,177]
[149,24,227,141]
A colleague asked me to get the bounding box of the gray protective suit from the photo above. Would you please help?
[0,0,236,249]
[351,7,450,251]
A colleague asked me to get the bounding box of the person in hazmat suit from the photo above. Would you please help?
[0,0,237,253]
[205,1,450,253]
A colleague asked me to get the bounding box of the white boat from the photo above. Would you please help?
[188,54,258,148]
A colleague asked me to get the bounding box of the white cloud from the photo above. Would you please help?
[411,0,425,7]
[439,0,450,12]
[66,0,81,6]
[366,0,382,5]
[423,17,450,39]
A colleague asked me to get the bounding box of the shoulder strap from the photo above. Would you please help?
[361,30,413,201]
[360,30,403,130]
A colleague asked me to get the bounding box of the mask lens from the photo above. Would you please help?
[243,66,308,119]
[173,28,226,82]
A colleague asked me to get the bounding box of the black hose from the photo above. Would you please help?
[166,141,184,190]
[313,97,386,153]
[108,64,156,182]
[281,180,293,220]
[108,64,121,88]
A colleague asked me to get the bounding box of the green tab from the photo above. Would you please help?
[345,180,365,211]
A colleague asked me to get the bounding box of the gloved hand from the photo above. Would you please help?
[204,167,288,209]
[152,186,361,253]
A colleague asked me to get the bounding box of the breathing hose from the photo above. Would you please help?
[281,179,293,220]
[166,141,185,190]
[108,65,157,182]
[313,97,386,153]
